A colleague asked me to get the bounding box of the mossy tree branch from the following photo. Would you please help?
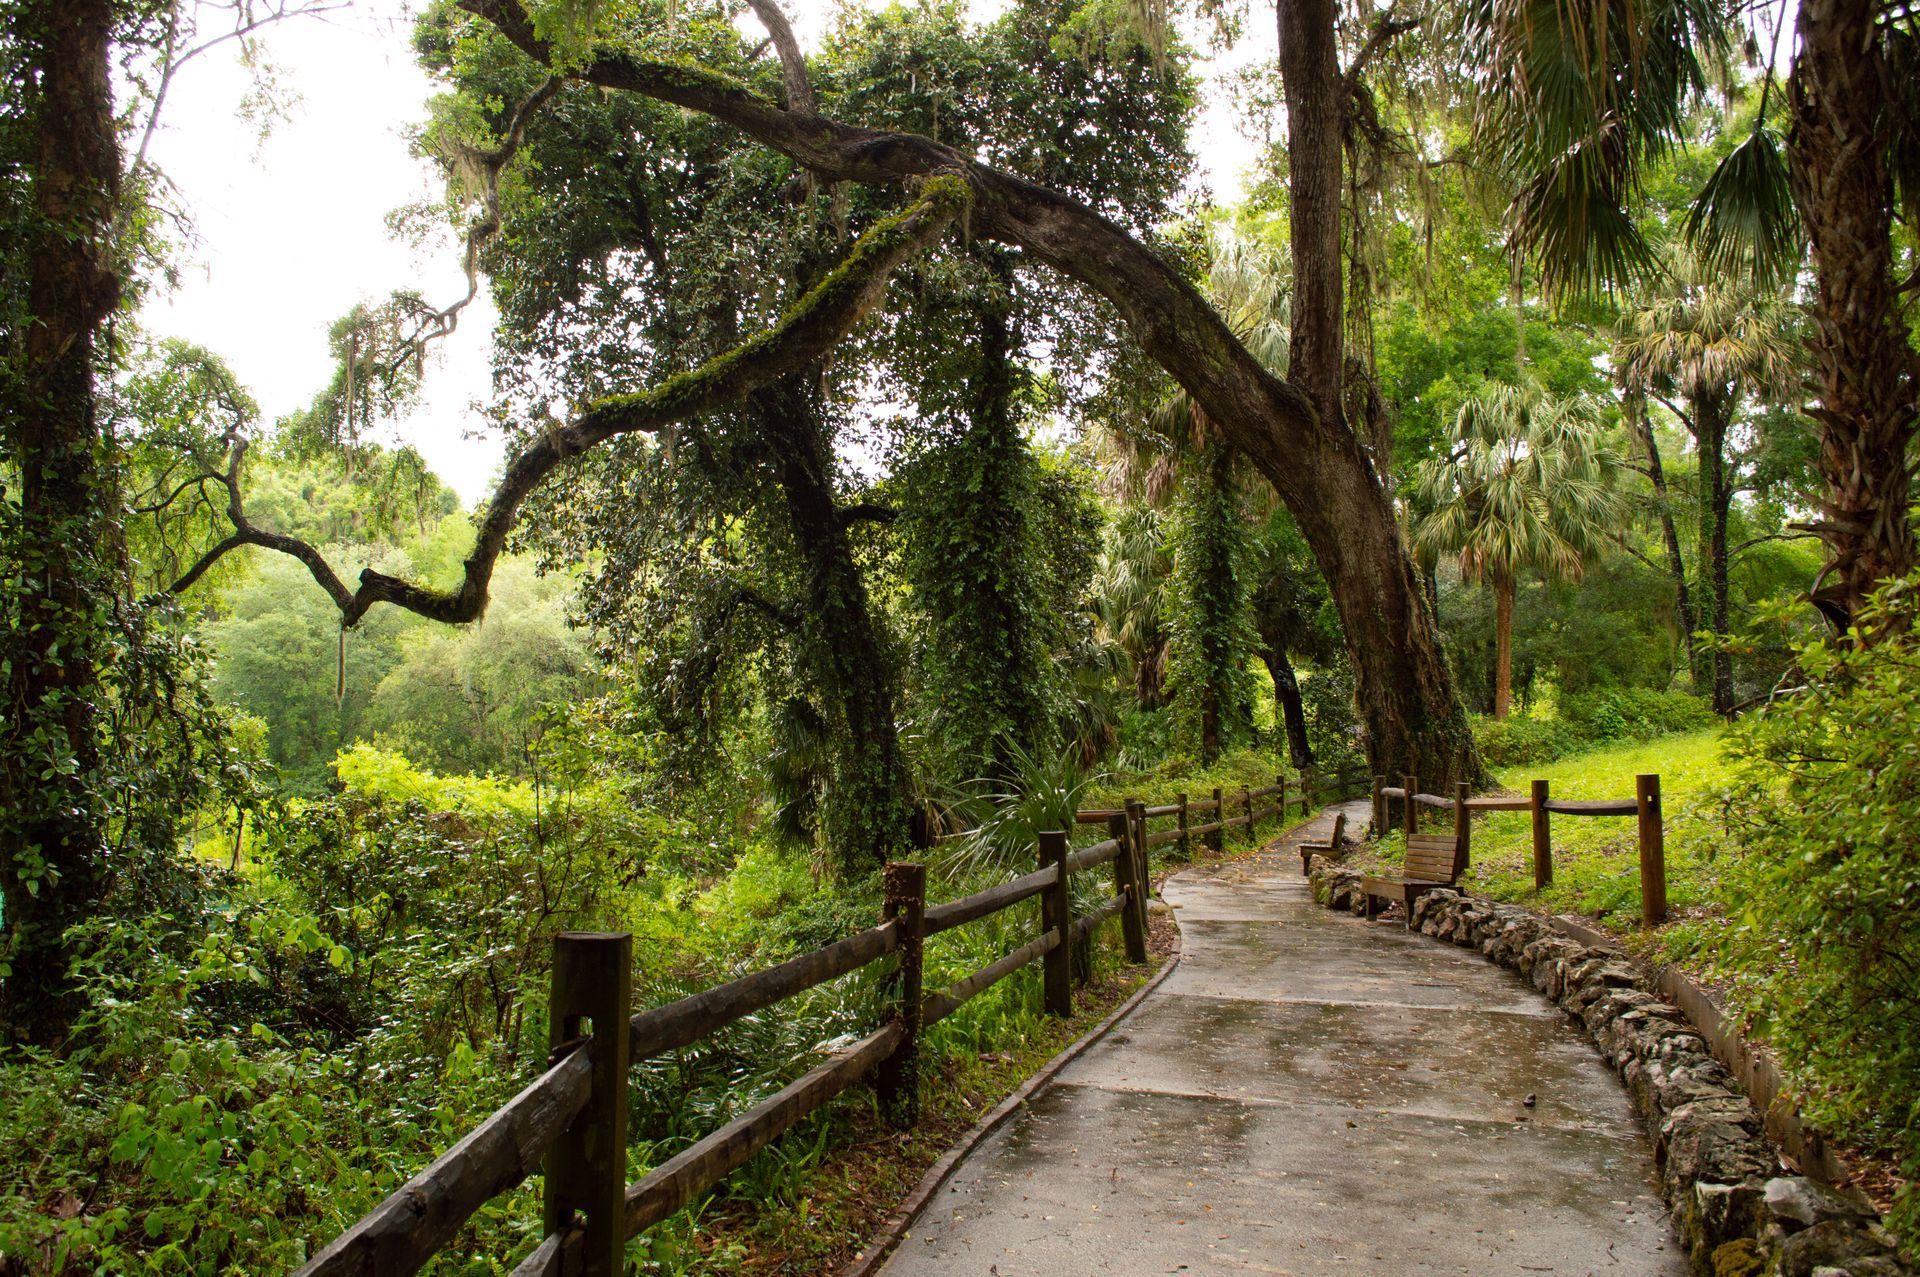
[453,0,1485,786]
[169,177,969,625]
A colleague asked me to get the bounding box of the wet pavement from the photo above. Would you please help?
[879,802,1687,1276]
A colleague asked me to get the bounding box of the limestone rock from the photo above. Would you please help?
[1763,1178,1874,1233]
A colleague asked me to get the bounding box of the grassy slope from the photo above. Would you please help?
[1360,727,1731,939]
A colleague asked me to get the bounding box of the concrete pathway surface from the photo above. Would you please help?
[880,802,1687,1277]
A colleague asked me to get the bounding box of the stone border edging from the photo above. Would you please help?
[1537,915,1848,1187]
[836,945,1185,1277]
[1307,856,1912,1277]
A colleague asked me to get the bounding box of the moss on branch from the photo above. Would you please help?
[201,178,970,630]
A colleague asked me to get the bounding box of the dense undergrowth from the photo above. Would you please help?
[0,728,1280,1276]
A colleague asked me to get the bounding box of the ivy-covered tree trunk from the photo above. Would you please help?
[905,250,1054,780]
[1788,0,1919,632]
[1693,392,1735,714]
[752,379,915,873]
[1168,449,1255,765]
[0,0,121,1044]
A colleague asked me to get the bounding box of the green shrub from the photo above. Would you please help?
[1472,689,1716,768]
[1473,715,1590,767]
[1712,580,1920,1248]
[1562,687,1717,742]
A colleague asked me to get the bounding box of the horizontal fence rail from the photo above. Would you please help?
[298,1048,595,1277]
[297,766,1328,1277]
[1367,772,1667,928]
[628,922,898,1060]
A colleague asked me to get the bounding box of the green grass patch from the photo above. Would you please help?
[1359,728,1731,937]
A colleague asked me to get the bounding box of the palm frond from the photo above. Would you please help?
[1683,126,1800,291]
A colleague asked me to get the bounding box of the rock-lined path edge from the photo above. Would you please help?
[878,801,1686,1276]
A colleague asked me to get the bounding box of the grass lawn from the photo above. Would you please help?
[1361,727,1733,942]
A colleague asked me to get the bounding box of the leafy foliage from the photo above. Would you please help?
[1711,581,1920,1244]
[1164,450,1258,763]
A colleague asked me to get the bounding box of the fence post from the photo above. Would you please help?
[1636,774,1667,927]
[1176,792,1190,858]
[1372,775,1386,836]
[545,932,632,1277]
[1209,786,1225,853]
[1453,781,1472,878]
[1402,773,1419,837]
[1531,778,1552,890]
[1038,831,1073,1016]
[877,861,926,1127]
[1242,785,1255,838]
[1116,806,1150,963]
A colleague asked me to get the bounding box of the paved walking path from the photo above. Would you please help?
[881,802,1687,1276]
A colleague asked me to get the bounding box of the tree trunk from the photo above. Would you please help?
[1,0,121,1045]
[1633,406,1698,676]
[1276,0,1480,784]
[1261,647,1315,769]
[459,0,1486,787]
[1492,574,1515,721]
[1278,0,1344,428]
[1787,0,1919,631]
[1693,393,1735,714]
[753,380,915,873]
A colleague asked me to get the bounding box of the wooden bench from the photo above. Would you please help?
[1361,829,1466,929]
[1298,811,1348,875]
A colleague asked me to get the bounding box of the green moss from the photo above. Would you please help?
[1709,1238,1764,1277]
[578,179,970,430]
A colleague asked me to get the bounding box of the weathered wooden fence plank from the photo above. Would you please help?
[621,1023,904,1238]
[921,930,1061,1026]
[923,867,1055,936]
[295,1049,593,1277]
[628,923,896,1060]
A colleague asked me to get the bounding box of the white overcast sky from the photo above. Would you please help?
[138,0,1274,503]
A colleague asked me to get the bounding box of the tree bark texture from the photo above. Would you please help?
[1787,0,1920,631]
[456,0,1483,787]
[1,0,122,1044]
[1261,647,1315,769]
[1635,410,1699,677]
[1692,392,1735,714]
[1492,574,1515,721]
[753,379,916,872]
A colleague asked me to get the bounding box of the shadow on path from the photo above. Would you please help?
[879,802,1687,1276]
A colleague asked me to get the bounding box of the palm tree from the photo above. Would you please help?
[1459,0,1920,632]
[1616,245,1800,712]
[1413,384,1629,719]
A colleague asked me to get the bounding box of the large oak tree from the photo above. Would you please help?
[187,0,1480,789]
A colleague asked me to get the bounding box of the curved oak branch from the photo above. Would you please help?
[453,0,1325,475]
[172,177,970,625]
[454,0,1484,784]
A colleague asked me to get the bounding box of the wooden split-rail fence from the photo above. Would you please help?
[295,769,1355,1277]
[1371,771,1669,925]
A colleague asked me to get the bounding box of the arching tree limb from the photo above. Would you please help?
[453,0,1480,783]
[453,0,1324,454]
[170,176,970,625]
[742,0,815,115]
